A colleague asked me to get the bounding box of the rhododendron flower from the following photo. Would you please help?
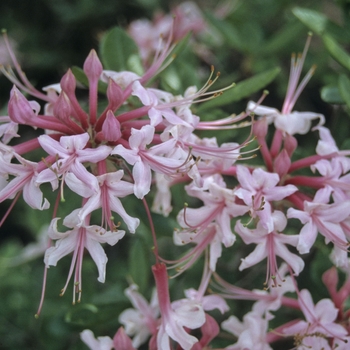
[287,186,350,254]
[119,284,159,348]
[235,210,304,286]
[45,209,125,302]
[72,170,140,233]
[152,263,205,350]
[37,133,111,191]
[283,289,348,347]
[80,329,114,350]
[235,165,297,231]
[222,311,272,350]
[0,152,49,210]
[247,35,325,136]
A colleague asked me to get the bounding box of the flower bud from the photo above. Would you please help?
[60,69,76,95]
[106,78,124,110]
[273,149,291,178]
[284,134,298,157]
[83,49,103,83]
[113,327,136,350]
[252,118,268,139]
[102,110,122,141]
[53,92,72,123]
[8,86,40,124]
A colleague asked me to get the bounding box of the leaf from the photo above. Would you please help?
[292,7,328,35]
[321,85,344,104]
[71,66,108,93]
[338,74,350,110]
[323,35,350,72]
[139,32,193,88]
[262,22,305,54]
[197,67,280,111]
[99,26,143,74]
[128,237,150,293]
[65,304,98,326]
[204,11,242,49]
[162,31,192,67]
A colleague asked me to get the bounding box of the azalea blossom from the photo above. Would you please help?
[173,174,248,271]
[235,165,297,231]
[37,133,111,192]
[287,186,350,254]
[112,124,190,199]
[235,210,304,286]
[283,289,348,348]
[222,311,272,350]
[44,209,125,302]
[247,35,325,136]
[66,168,140,233]
[152,263,206,350]
[119,284,159,348]
[2,9,350,350]
[80,329,114,350]
[0,155,49,211]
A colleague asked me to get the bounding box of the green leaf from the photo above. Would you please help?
[150,31,192,85]
[204,11,242,49]
[262,22,304,54]
[71,66,108,93]
[99,26,143,74]
[128,237,150,292]
[292,7,328,35]
[323,35,350,72]
[321,85,344,104]
[338,74,350,110]
[65,304,98,326]
[197,67,280,111]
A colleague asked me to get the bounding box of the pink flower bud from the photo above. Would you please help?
[253,118,268,139]
[8,86,39,124]
[83,49,103,83]
[102,110,122,141]
[273,149,291,178]
[107,78,124,111]
[53,92,72,123]
[284,134,298,157]
[322,267,338,299]
[113,327,136,350]
[192,314,220,349]
[60,69,76,95]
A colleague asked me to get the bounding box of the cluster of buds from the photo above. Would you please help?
[1,6,350,350]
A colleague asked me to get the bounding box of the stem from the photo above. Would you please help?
[142,197,159,264]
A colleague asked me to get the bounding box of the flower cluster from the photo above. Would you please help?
[1,5,350,350]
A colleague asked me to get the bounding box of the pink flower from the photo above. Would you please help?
[0,116,19,144]
[235,210,304,286]
[0,152,49,210]
[37,133,111,191]
[222,311,272,350]
[247,35,324,136]
[80,329,114,350]
[235,165,297,231]
[174,175,248,271]
[287,186,350,254]
[152,263,205,350]
[71,170,140,233]
[44,209,125,302]
[119,284,159,348]
[283,289,348,347]
[311,157,350,202]
[112,125,189,199]
[112,327,136,350]
[247,101,324,136]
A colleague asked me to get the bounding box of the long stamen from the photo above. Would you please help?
[1,30,51,101]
